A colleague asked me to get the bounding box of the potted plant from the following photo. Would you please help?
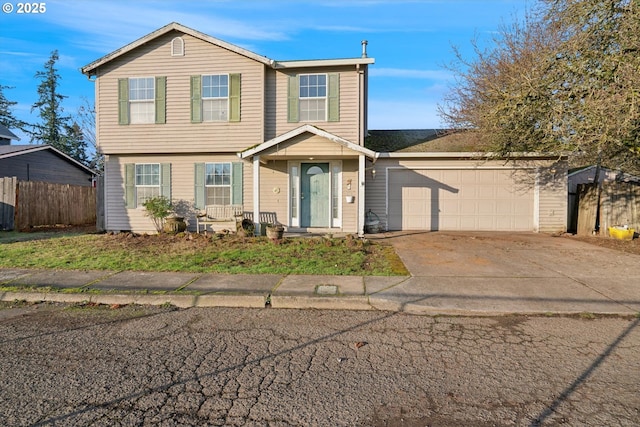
[265,223,284,240]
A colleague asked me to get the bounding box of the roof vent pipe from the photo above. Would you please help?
[361,40,368,58]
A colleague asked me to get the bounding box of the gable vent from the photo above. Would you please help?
[171,37,185,57]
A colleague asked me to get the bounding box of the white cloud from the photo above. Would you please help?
[45,0,289,53]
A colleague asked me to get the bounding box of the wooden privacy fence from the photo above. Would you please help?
[0,177,96,230]
[576,182,640,236]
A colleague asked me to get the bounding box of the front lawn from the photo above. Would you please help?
[0,231,408,276]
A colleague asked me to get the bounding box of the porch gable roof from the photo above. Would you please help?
[239,124,377,160]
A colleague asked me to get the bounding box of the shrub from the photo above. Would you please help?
[142,196,172,233]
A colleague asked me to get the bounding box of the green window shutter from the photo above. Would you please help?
[194,163,205,210]
[229,73,241,122]
[155,76,166,124]
[124,163,135,208]
[160,163,171,199]
[328,73,340,122]
[190,75,202,123]
[231,162,243,205]
[287,74,299,123]
[118,78,129,125]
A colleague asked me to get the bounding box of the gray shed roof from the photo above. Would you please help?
[0,144,96,175]
[0,124,20,141]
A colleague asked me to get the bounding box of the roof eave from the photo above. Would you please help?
[273,57,375,69]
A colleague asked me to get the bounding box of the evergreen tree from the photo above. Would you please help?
[61,121,89,165]
[30,50,73,153]
[0,84,29,133]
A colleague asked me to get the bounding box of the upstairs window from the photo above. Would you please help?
[118,77,166,125]
[190,74,241,123]
[202,74,229,122]
[287,73,339,123]
[129,77,155,124]
[299,74,327,121]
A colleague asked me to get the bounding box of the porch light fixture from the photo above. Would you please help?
[371,168,376,180]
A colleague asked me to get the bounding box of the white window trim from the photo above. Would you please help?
[299,73,328,122]
[204,162,232,205]
[202,73,230,122]
[129,76,155,124]
[331,161,342,228]
[134,163,160,208]
[289,162,300,227]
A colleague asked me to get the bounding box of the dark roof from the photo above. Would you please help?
[0,144,96,175]
[0,144,43,156]
[365,129,485,153]
[0,124,20,141]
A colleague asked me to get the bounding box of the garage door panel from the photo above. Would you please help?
[387,169,534,231]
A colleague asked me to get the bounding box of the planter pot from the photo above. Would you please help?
[266,225,284,240]
[163,216,187,234]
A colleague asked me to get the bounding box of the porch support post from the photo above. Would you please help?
[358,154,366,237]
[253,155,261,235]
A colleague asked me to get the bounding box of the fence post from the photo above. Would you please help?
[0,177,17,230]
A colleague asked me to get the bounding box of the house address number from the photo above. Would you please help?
[2,2,47,13]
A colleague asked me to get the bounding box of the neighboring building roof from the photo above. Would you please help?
[365,129,486,153]
[568,165,640,182]
[82,22,374,76]
[0,124,20,141]
[0,144,96,175]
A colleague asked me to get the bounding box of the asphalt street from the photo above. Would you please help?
[0,303,638,426]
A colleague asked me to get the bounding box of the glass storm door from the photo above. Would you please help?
[301,163,330,227]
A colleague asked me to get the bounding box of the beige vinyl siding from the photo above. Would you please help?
[104,154,252,233]
[256,160,289,226]
[260,133,366,158]
[538,166,568,233]
[256,159,359,233]
[340,159,359,232]
[95,30,264,155]
[365,158,567,232]
[265,66,361,144]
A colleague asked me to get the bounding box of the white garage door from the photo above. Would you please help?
[387,169,535,231]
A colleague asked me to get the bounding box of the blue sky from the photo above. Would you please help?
[1,0,529,143]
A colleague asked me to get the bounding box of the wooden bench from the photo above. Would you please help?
[196,205,244,233]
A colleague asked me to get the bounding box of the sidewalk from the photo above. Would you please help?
[1,265,639,316]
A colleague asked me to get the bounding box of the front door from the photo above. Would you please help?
[301,163,330,227]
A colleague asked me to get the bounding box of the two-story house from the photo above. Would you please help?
[82,22,376,235]
[83,22,568,235]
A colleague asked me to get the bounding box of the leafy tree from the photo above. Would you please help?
[0,84,29,133]
[439,0,640,174]
[76,98,104,173]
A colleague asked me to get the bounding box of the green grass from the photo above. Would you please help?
[0,232,409,276]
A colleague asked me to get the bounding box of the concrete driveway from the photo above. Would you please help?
[369,231,640,315]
